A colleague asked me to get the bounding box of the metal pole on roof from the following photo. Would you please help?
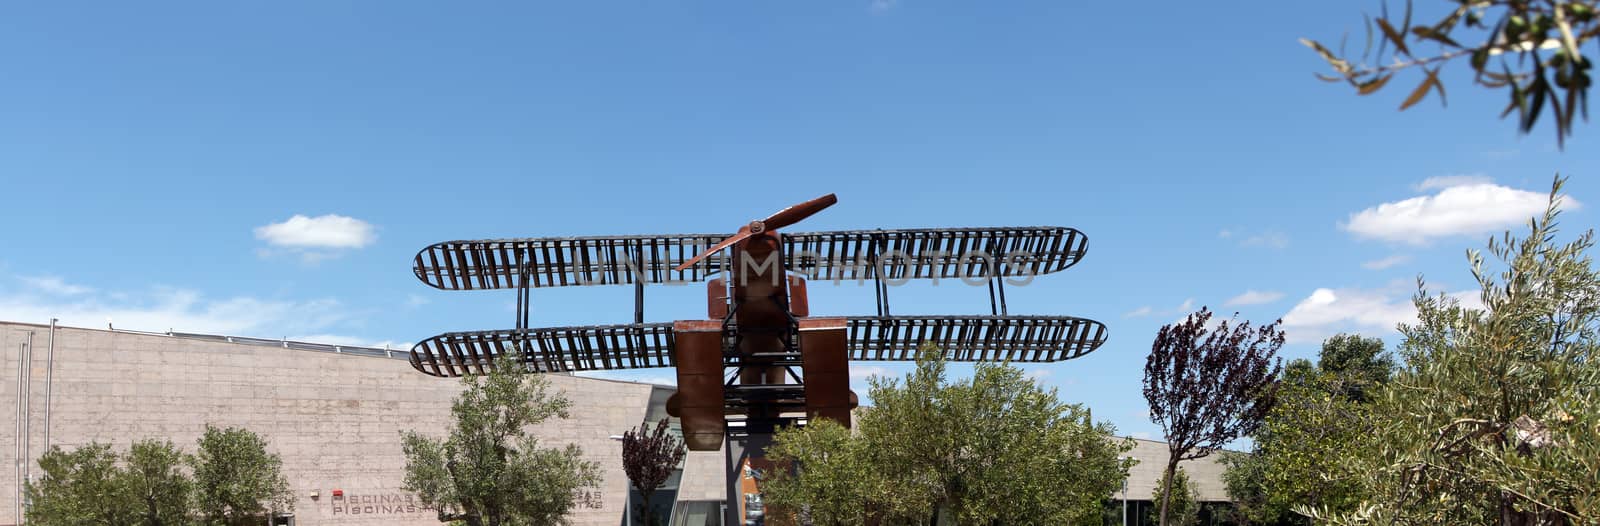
[1120,456,1137,526]
[14,341,24,526]
[15,333,35,525]
[43,319,56,452]
[22,333,32,493]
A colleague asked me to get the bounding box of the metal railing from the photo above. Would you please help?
[106,326,410,361]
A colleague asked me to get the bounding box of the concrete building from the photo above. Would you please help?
[1113,438,1242,526]
[0,320,717,526]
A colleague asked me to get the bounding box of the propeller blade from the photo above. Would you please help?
[671,194,838,272]
[673,225,754,272]
[763,193,838,231]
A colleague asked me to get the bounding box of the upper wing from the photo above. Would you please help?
[783,226,1086,282]
[413,234,730,290]
[413,226,1086,290]
[408,314,1106,377]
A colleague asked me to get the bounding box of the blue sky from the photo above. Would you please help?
[2,1,1597,442]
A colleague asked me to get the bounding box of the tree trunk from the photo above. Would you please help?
[637,488,653,526]
[1159,459,1178,526]
[145,495,161,526]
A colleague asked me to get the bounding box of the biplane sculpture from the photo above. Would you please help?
[407,193,1107,521]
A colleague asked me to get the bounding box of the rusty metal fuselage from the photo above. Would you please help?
[667,229,855,452]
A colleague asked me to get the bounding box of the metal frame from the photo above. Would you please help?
[412,226,1087,290]
[407,315,1106,377]
[410,323,676,377]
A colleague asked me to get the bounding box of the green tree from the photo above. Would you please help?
[763,345,1133,525]
[1150,468,1200,526]
[192,425,293,526]
[760,419,875,526]
[1307,178,1600,524]
[401,355,602,526]
[1222,334,1393,524]
[1316,333,1395,402]
[123,438,196,526]
[1305,1,1600,146]
[25,443,135,526]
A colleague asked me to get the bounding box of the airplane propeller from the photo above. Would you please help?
[673,193,838,272]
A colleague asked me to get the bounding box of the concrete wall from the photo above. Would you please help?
[0,321,655,526]
[674,450,726,502]
[1121,438,1237,502]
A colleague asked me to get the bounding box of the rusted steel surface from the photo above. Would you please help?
[673,193,840,272]
[408,315,1106,377]
[844,315,1107,362]
[785,227,1087,282]
[799,317,852,427]
[411,227,1087,290]
[668,320,727,451]
[408,322,675,377]
[412,234,727,290]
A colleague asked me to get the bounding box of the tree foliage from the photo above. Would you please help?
[1307,177,1600,524]
[620,419,686,526]
[1150,468,1201,526]
[1145,307,1284,526]
[125,439,196,526]
[401,355,601,526]
[1305,1,1600,146]
[762,345,1133,525]
[761,419,875,526]
[26,443,134,526]
[1223,334,1394,524]
[1317,333,1396,402]
[26,433,281,526]
[192,425,293,526]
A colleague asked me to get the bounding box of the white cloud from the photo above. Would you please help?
[1130,299,1201,321]
[1414,174,1493,192]
[1279,286,1482,344]
[1224,290,1284,306]
[1239,231,1289,249]
[1026,368,1051,381]
[19,275,93,296]
[1280,288,1413,343]
[870,0,897,12]
[850,365,890,379]
[1362,254,1412,270]
[405,294,430,308]
[253,214,377,262]
[1343,183,1574,245]
[0,276,359,340]
[1219,228,1289,249]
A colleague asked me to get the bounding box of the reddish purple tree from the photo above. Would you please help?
[1144,307,1284,526]
[621,419,686,526]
